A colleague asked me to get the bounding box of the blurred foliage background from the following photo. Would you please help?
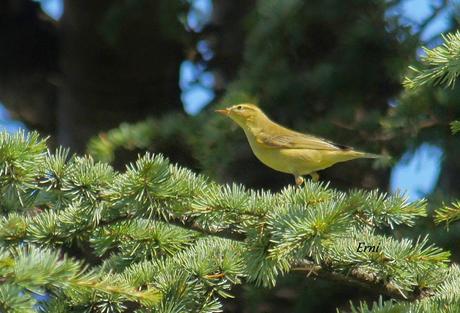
[1,0,460,312]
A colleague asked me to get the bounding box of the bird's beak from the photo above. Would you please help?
[215,108,230,116]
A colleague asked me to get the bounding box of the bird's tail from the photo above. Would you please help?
[356,152,392,162]
[361,152,383,159]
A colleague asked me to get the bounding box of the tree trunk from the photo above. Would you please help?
[0,0,58,134]
[58,0,184,151]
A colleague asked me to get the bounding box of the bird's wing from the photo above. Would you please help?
[256,129,351,151]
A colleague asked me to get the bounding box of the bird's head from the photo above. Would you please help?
[215,103,265,128]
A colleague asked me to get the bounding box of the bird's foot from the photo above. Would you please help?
[295,175,304,186]
[310,172,319,182]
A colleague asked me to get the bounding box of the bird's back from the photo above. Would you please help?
[256,117,352,151]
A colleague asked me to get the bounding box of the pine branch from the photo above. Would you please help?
[292,260,427,301]
[325,231,449,298]
[118,237,245,312]
[0,130,453,311]
[86,118,158,163]
[0,284,36,313]
[404,31,460,90]
[434,201,460,226]
[166,217,246,241]
[0,245,161,312]
[344,265,460,312]
[451,120,460,134]
[86,114,192,163]
[90,219,199,260]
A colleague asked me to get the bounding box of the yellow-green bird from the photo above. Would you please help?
[216,103,381,185]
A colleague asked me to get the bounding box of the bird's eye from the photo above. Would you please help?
[237,105,243,110]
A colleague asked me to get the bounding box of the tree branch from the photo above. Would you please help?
[97,213,433,302]
[98,213,246,242]
[292,260,433,301]
[167,217,246,241]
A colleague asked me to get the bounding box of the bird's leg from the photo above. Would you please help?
[310,172,319,182]
[294,175,304,186]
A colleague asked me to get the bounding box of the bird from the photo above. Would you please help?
[215,103,381,185]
